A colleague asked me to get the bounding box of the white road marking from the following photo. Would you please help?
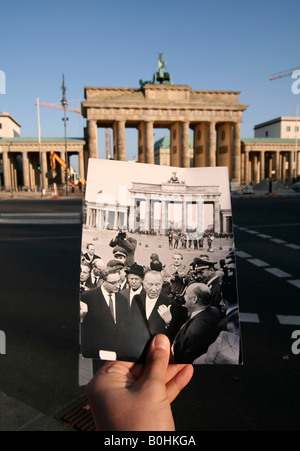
[235,250,252,258]
[247,258,269,267]
[287,279,300,289]
[264,267,291,278]
[285,243,300,250]
[239,313,260,323]
[235,224,299,251]
[276,315,300,325]
[270,238,286,244]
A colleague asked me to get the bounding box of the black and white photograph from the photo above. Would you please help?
[79,158,242,366]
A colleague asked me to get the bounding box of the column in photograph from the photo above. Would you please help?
[213,199,220,234]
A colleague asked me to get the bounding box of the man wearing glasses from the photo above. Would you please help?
[80,267,129,360]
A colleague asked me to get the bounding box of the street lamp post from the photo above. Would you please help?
[61,74,69,195]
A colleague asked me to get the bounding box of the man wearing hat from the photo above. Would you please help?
[107,259,128,291]
[120,262,145,308]
[112,246,128,265]
[191,256,222,308]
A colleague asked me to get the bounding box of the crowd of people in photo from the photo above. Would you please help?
[79,226,241,365]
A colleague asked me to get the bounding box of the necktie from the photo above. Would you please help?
[108,293,114,321]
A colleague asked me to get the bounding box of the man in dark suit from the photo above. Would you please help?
[80,267,129,360]
[83,243,101,265]
[190,256,222,308]
[120,262,145,309]
[126,270,171,361]
[80,262,96,293]
[172,283,223,363]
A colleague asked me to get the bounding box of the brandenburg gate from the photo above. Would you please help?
[82,69,247,184]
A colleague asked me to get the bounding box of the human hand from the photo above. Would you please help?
[86,334,194,431]
[157,304,172,325]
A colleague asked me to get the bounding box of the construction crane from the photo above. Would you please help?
[34,98,81,114]
[35,98,113,159]
[48,150,70,178]
[270,67,300,80]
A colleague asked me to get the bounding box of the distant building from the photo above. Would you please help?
[241,116,300,185]
[154,136,194,166]
[0,112,21,138]
[254,117,300,139]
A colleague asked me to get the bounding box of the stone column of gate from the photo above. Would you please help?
[260,151,265,182]
[22,151,30,189]
[244,150,249,185]
[78,150,85,181]
[288,151,293,181]
[2,150,11,190]
[41,150,48,190]
[233,122,241,184]
[145,121,154,164]
[137,123,145,163]
[117,120,126,161]
[275,151,280,181]
[207,121,216,167]
[87,119,98,159]
[181,121,190,168]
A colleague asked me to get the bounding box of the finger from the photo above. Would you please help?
[166,364,194,402]
[87,361,136,396]
[141,334,170,382]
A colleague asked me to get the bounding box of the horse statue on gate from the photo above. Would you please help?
[139,53,173,88]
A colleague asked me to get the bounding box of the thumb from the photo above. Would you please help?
[142,334,170,382]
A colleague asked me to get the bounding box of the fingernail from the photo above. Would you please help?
[153,334,169,351]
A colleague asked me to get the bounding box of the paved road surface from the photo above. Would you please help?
[0,195,299,430]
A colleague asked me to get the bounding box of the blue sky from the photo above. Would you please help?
[1,0,300,161]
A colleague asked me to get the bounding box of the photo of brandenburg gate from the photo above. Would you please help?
[85,173,231,235]
[82,83,247,184]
